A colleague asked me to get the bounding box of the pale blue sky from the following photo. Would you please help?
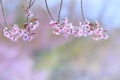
[4,0,120,29]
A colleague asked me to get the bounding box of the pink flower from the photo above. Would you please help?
[25,8,33,18]
[2,4,39,42]
[22,35,33,41]
[3,21,39,41]
[29,20,39,31]
[74,27,84,38]
[3,25,22,41]
[49,20,59,28]
[49,18,75,37]
[21,29,33,41]
[49,18,109,41]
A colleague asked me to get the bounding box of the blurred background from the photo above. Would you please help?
[0,0,120,80]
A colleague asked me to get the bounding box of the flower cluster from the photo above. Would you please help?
[3,19,39,41]
[25,8,34,18]
[3,25,22,41]
[22,18,39,41]
[49,18,109,41]
[3,8,39,41]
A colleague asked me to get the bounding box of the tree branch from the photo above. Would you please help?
[58,0,63,22]
[0,0,8,27]
[29,0,35,8]
[81,0,85,21]
[26,0,36,23]
[45,0,54,20]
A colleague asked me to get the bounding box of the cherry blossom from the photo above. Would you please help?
[25,8,34,18]
[3,7,39,41]
[49,18,75,37]
[49,18,109,41]
[3,25,22,41]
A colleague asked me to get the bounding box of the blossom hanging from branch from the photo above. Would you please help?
[46,0,109,41]
[0,0,39,41]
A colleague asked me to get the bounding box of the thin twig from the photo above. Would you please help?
[0,0,8,27]
[29,0,35,8]
[29,0,32,8]
[58,0,63,22]
[26,0,32,23]
[45,0,54,20]
[81,0,85,21]
[26,0,36,23]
